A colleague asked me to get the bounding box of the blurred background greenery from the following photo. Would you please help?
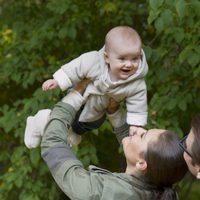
[0,0,199,199]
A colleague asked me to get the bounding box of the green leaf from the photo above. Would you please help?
[155,18,164,33]
[91,154,98,164]
[82,155,90,167]
[168,99,177,110]
[191,1,200,16]
[20,193,36,200]
[179,45,193,63]
[193,66,200,78]
[46,0,69,14]
[175,0,186,19]
[104,2,118,13]
[188,52,199,67]
[15,177,23,188]
[149,0,164,10]
[67,25,77,39]
[148,9,161,24]
[178,99,187,111]
[161,9,173,27]
[58,27,68,39]
[173,28,185,43]
[144,46,153,60]
[30,149,40,168]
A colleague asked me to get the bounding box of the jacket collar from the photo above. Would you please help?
[114,173,162,191]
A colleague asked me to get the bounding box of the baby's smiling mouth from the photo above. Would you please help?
[121,69,131,73]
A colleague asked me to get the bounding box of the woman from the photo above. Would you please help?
[37,81,187,200]
[179,115,200,179]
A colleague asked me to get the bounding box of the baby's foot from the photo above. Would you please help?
[24,109,51,149]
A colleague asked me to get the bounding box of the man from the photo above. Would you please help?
[179,115,200,179]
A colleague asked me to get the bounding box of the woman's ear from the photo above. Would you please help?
[136,159,147,171]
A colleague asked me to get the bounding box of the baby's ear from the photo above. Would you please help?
[136,159,147,171]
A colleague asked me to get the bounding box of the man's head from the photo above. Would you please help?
[122,129,187,187]
[104,26,142,81]
[184,115,200,179]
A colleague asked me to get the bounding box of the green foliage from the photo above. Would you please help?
[0,0,199,199]
[146,0,200,134]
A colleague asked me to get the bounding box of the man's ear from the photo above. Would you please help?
[104,51,109,63]
[136,159,147,171]
[196,168,200,179]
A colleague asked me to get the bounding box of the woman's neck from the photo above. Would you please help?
[125,164,137,175]
[125,163,146,179]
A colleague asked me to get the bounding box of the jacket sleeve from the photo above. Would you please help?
[113,123,129,143]
[126,79,148,126]
[107,107,129,143]
[53,51,100,91]
[41,99,103,199]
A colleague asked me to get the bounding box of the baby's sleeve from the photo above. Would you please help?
[126,80,148,126]
[53,51,100,91]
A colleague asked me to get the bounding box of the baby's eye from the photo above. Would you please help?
[131,54,141,61]
[119,58,125,61]
[132,57,140,62]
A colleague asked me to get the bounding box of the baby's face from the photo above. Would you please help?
[105,38,141,82]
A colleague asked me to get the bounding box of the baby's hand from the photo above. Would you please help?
[129,125,147,136]
[73,79,92,95]
[106,98,120,114]
[42,79,59,91]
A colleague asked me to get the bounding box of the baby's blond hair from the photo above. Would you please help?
[105,26,142,52]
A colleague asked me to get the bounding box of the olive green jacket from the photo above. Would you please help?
[41,102,162,200]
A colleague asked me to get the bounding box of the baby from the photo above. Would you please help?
[25,26,148,148]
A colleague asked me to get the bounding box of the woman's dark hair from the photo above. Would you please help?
[144,131,188,200]
[191,114,200,165]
